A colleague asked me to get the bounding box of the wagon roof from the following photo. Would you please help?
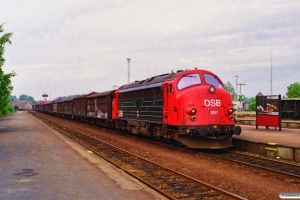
[87,90,115,98]
[64,96,77,101]
[52,100,63,103]
[73,92,98,99]
[63,98,73,102]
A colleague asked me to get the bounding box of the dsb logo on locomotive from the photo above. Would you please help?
[204,99,221,107]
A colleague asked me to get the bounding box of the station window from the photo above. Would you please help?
[177,73,201,90]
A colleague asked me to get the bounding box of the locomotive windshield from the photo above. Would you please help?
[177,73,201,90]
[204,74,224,89]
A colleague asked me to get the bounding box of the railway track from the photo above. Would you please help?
[202,149,300,181]
[32,112,246,200]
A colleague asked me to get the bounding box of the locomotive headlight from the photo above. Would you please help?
[185,108,197,115]
[228,108,234,120]
[191,108,197,115]
[208,85,216,93]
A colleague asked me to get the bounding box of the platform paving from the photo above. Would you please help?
[0,112,164,200]
[233,125,300,161]
[233,125,300,148]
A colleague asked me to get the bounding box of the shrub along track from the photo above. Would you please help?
[31,112,300,199]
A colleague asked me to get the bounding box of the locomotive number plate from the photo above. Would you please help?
[210,111,218,115]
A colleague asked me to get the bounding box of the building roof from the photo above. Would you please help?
[256,92,264,96]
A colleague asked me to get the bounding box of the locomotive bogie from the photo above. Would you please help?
[178,134,233,149]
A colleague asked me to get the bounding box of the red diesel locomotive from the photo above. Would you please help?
[113,68,241,148]
[35,68,241,148]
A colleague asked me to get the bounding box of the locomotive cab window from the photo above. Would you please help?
[177,73,201,90]
[204,74,224,89]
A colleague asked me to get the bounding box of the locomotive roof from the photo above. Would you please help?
[118,71,181,93]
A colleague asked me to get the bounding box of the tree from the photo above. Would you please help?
[243,97,252,104]
[286,82,300,98]
[19,94,34,103]
[19,94,27,100]
[248,97,256,111]
[224,81,235,95]
[0,24,16,116]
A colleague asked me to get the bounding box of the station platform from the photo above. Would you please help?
[233,125,300,162]
[233,125,300,147]
[0,112,162,200]
[236,117,300,129]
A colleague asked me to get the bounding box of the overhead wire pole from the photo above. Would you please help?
[127,58,131,84]
[270,51,273,95]
[237,83,246,94]
[112,85,119,89]
[235,75,238,100]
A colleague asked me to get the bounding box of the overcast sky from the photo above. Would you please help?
[1,0,300,100]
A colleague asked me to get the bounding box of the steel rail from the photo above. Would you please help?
[203,149,300,180]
